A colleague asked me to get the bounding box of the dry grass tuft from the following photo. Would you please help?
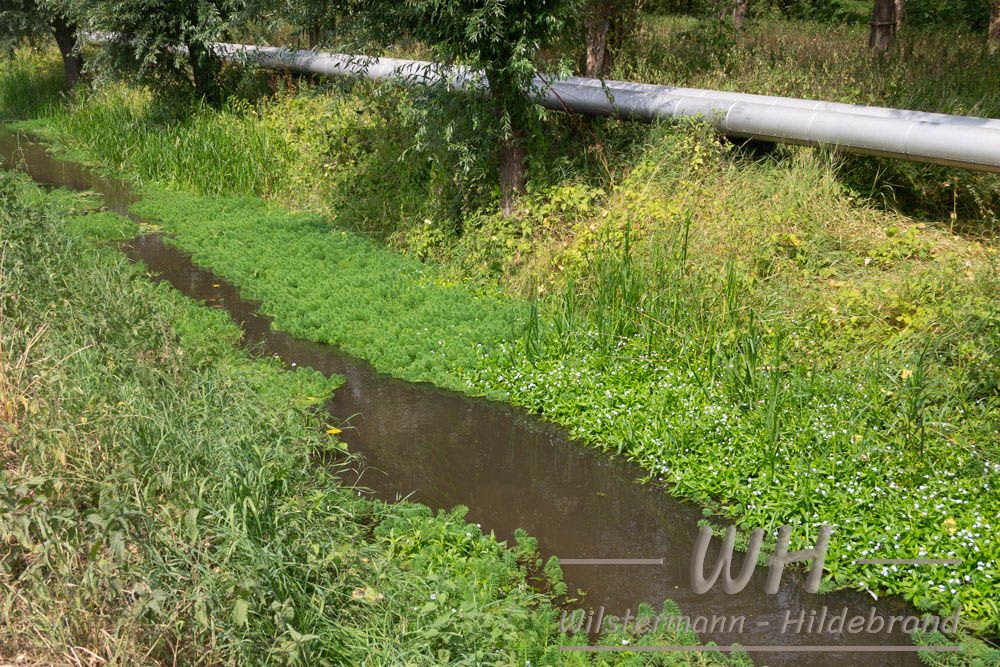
[0,259,47,463]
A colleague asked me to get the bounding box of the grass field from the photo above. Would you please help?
[1,10,998,644]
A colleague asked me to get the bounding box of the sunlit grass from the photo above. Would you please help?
[0,171,555,664]
[0,50,65,119]
[0,166,746,666]
[2,25,998,641]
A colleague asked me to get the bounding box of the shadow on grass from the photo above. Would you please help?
[0,52,67,120]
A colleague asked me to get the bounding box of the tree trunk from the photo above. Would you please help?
[50,15,83,88]
[869,0,896,52]
[307,14,336,48]
[488,72,529,216]
[584,0,644,78]
[733,0,748,28]
[990,1,1000,50]
[720,0,748,28]
[584,0,613,78]
[894,0,906,30]
[498,128,527,216]
[188,41,222,107]
[308,22,322,49]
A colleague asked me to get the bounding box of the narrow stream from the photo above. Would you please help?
[1,129,931,666]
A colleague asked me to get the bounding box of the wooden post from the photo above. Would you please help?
[720,0,748,28]
[990,1,1000,51]
[869,0,896,52]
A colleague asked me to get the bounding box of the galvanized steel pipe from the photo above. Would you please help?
[564,77,1000,131]
[206,42,1000,173]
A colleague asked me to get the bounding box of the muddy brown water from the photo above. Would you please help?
[2,128,935,666]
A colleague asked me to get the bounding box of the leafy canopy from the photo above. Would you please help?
[388,0,580,120]
[0,0,78,45]
[86,0,251,104]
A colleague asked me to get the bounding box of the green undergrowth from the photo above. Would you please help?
[130,189,524,391]
[0,171,754,664]
[124,177,999,637]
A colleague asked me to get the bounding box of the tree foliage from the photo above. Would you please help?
[88,0,251,105]
[0,0,60,45]
[0,0,85,86]
[382,0,581,212]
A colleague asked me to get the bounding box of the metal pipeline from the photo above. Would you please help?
[563,77,1000,131]
[201,42,1000,174]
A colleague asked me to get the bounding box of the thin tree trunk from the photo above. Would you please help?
[308,22,322,49]
[894,0,906,30]
[720,0,748,28]
[584,0,644,78]
[734,0,748,28]
[990,1,1000,50]
[869,0,896,52]
[307,13,335,48]
[188,41,222,106]
[488,73,529,216]
[584,0,612,78]
[498,128,527,216]
[50,15,83,88]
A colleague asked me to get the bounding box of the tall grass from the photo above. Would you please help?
[0,50,65,119]
[0,172,563,664]
[38,84,296,197]
[0,262,47,463]
[617,16,1000,222]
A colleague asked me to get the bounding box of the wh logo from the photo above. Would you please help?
[690,525,833,594]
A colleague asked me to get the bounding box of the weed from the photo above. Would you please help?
[0,259,47,461]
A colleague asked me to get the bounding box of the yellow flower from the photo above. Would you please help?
[326,427,342,436]
[943,518,957,535]
[900,368,913,380]
[352,586,383,603]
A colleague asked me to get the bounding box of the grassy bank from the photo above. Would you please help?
[2,28,998,643]
[0,170,552,663]
[0,172,754,664]
[618,15,1000,223]
[127,176,1000,636]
